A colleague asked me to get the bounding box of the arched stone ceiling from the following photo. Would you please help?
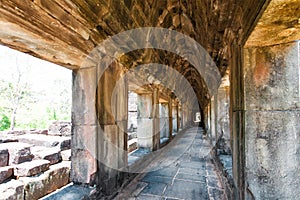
[0,0,270,105]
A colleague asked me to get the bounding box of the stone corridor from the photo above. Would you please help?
[0,0,299,199]
[115,127,226,200]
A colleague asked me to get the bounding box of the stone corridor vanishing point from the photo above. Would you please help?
[0,0,299,199]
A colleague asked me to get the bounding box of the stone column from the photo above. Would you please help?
[230,41,245,200]
[179,105,183,131]
[172,103,178,133]
[152,87,160,151]
[176,103,180,131]
[217,84,230,153]
[71,67,98,185]
[210,96,217,145]
[136,86,160,151]
[136,93,153,149]
[243,41,300,199]
[95,62,128,194]
[159,102,169,140]
[71,62,128,195]
[168,97,173,140]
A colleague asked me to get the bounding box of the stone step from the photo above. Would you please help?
[14,160,50,177]
[0,166,13,184]
[0,142,33,165]
[19,161,71,200]
[0,179,24,200]
[0,148,9,167]
[31,147,62,165]
[13,134,71,150]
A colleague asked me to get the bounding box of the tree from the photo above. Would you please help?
[0,58,34,130]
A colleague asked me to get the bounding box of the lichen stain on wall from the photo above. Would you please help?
[253,50,271,88]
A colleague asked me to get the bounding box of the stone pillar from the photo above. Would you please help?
[159,103,169,140]
[210,96,217,145]
[152,87,160,151]
[136,93,153,149]
[168,97,173,140]
[229,40,246,199]
[244,42,300,199]
[217,84,231,153]
[71,67,98,185]
[136,86,160,151]
[71,62,128,195]
[172,103,178,133]
[176,104,180,131]
[179,105,183,131]
[95,62,128,194]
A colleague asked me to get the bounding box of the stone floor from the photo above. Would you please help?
[115,127,227,200]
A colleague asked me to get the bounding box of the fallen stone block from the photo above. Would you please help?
[60,138,71,151]
[0,138,19,143]
[0,142,33,165]
[28,129,49,135]
[7,130,27,135]
[0,148,9,167]
[0,179,24,200]
[14,134,71,150]
[0,166,13,184]
[32,147,62,165]
[14,160,50,177]
[19,161,71,200]
[61,149,71,161]
[48,121,71,137]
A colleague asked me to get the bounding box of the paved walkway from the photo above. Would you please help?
[115,127,227,200]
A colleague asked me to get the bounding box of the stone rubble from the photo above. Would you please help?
[0,179,24,200]
[0,148,9,167]
[32,147,62,165]
[0,125,72,199]
[0,142,34,165]
[0,166,13,184]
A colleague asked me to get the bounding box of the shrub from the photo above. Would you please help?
[0,114,10,131]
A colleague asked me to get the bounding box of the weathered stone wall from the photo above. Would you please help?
[244,41,300,199]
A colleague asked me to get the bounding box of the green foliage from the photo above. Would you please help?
[0,114,10,131]
[0,52,71,130]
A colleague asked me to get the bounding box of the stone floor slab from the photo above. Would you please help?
[164,179,208,200]
[175,172,206,183]
[136,194,163,200]
[146,167,178,178]
[140,182,167,196]
[142,175,173,184]
[41,183,94,200]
